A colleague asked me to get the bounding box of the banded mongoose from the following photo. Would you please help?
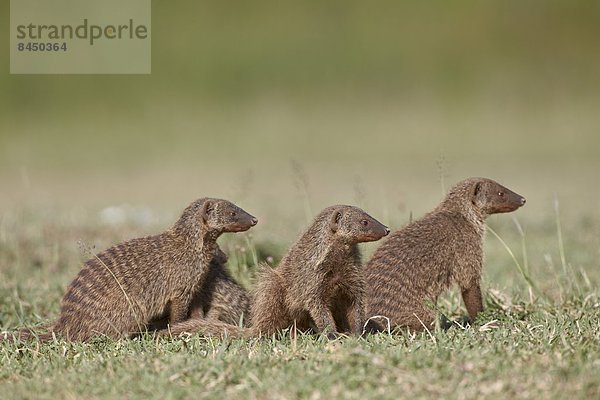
[364,177,526,332]
[149,250,251,331]
[161,205,390,339]
[4,198,257,342]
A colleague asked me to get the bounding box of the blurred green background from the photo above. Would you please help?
[1,1,599,232]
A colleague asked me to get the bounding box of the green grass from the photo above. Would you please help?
[0,204,598,399]
[0,309,598,399]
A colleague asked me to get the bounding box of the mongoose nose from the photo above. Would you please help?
[250,218,258,226]
[520,197,526,205]
[384,227,391,235]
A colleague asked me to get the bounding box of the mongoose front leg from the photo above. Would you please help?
[213,246,228,265]
[350,299,366,335]
[189,305,205,319]
[461,283,483,324]
[309,302,338,339]
[169,299,190,324]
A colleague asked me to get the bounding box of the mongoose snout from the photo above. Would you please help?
[201,200,258,232]
[355,219,390,242]
[472,179,526,214]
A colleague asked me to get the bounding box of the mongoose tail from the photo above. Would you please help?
[158,318,252,339]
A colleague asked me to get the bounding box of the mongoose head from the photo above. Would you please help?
[446,178,526,218]
[471,178,526,215]
[202,199,258,233]
[327,205,390,243]
[177,198,258,235]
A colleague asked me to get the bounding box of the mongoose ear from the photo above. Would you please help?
[472,182,482,204]
[201,201,213,223]
[329,210,342,233]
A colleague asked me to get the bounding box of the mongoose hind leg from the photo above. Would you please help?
[350,298,366,335]
[332,303,352,333]
[363,318,386,334]
[333,296,365,335]
[169,297,192,324]
[394,304,436,333]
[461,283,483,324]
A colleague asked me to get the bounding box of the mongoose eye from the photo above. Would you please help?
[498,192,505,197]
[361,220,369,227]
[230,211,237,217]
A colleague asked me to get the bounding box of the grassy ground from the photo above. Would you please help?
[0,199,598,399]
[0,307,598,399]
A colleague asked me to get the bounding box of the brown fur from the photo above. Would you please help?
[4,198,257,342]
[148,251,251,332]
[188,260,251,326]
[161,205,389,339]
[364,177,526,332]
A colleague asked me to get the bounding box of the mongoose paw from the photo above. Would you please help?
[439,315,472,330]
[439,314,453,330]
[326,331,339,340]
[457,316,472,328]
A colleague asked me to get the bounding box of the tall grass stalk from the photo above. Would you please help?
[244,234,259,268]
[554,195,568,278]
[291,160,313,224]
[554,195,582,296]
[486,225,540,298]
[511,216,534,303]
[379,185,390,228]
[437,154,448,197]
